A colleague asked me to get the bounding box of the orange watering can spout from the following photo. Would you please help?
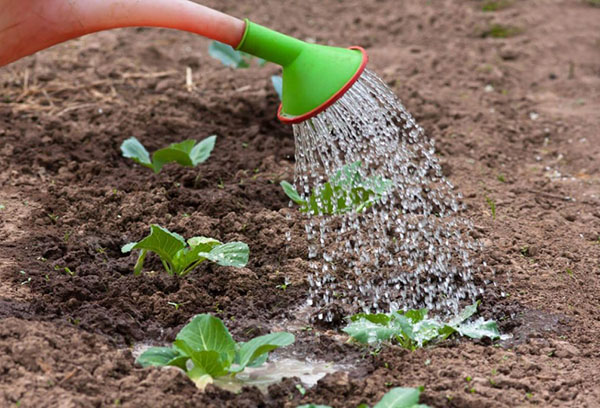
[0,0,246,67]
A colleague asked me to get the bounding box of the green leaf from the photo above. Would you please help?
[175,314,236,364]
[411,320,444,347]
[152,140,197,173]
[127,225,186,273]
[136,347,181,368]
[271,75,283,101]
[120,137,152,168]
[448,301,480,327]
[204,242,249,268]
[455,319,500,340]
[121,242,137,253]
[188,236,222,250]
[188,371,214,391]
[190,135,216,165]
[186,349,230,378]
[350,313,391,325]
[373,387,422,408]
[233,332,295,372]
[342,318,397,344]
[404,309,428,324]
[176,237,222,273]
[246,353,268,368]
[280,181,306,205]
[208,41,250,68]
[437,325,457,340]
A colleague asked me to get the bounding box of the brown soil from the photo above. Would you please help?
[1,0,599,407]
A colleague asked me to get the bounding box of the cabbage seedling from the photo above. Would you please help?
[121,225,248,276]
[120,135,216,173]
[281,161,392,215]
[137,314,294,390]
[298,386,430,408]
[343,301,500,350]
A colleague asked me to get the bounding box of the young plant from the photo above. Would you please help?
[485,195,497,219]
[120,135,216,173]
[298,386,429,408]
[281,161,392,216]
[343,301,500,351]
[121,225,248,276]
[137,314,294,390]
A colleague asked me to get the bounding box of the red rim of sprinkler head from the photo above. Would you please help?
[277,46,368,124]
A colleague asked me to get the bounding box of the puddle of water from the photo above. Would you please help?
[131,343,341,393]
[215,357,338,393]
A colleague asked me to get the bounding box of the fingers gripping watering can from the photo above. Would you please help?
[0,0,367,123]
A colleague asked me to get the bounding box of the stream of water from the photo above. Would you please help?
[290,69,482,320]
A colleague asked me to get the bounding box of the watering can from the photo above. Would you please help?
[0,0,367,123]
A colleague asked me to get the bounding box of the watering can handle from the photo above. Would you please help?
[0,0,246,67]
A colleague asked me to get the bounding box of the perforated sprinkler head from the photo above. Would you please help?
[236,20,368,124]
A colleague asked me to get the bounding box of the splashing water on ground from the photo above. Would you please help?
[290,69,481,321]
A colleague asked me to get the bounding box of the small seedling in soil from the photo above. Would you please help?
[281,161,392,215]
[298,386,430,408]
[481,24,521,38]
[481,0,513,11]
[19,271,31,285]
[136,314,294,390]
[343,301,500,350]
[122,225,249,276]
[485,195,496,219]
[120,136,216,174]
